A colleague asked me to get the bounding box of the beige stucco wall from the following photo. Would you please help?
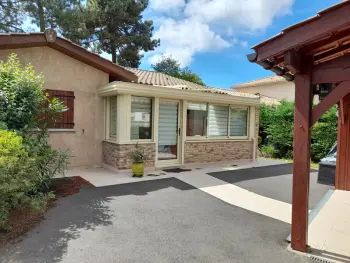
[0,47,109,167]
[236,82,295,101]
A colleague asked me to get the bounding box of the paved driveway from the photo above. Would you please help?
[0,178,312,263]
[209,163,333,209]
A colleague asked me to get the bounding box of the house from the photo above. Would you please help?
[231,76,295,101]
[0,29,260,171]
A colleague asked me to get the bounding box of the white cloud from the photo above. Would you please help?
[146,0,294,67]
[149,0,185,13]
[240,41,249,48]
[149,18,231,66]
[184,0,294,30]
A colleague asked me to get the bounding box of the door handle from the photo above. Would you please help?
[178,128,181,136]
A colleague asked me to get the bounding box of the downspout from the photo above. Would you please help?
[252,137,257,163]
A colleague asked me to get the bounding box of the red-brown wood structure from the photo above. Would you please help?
[247,0,350,253]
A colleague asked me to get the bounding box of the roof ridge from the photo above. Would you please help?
[231,75,286,89]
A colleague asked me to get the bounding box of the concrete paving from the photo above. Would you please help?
[0,178,312,263]
[308,190,350,262]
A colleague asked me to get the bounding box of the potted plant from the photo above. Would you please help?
[130,145,146,177]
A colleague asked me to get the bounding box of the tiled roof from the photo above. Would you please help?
[125,67,259,99]
[125,67,206,89]
[231,76,287,90]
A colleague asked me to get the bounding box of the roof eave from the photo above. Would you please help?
[0,31,137,82]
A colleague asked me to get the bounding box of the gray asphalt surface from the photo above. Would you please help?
[0,178,312,263]
[209,163,333,209]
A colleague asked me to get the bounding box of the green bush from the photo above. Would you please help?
[0,54,69,231]
[260,101,337,163]
[266,101,295,159]
[0,130,46,230]
[311,106,338,161]
[0,54,45,131]
[24,130,69,193]
[260,145,275,158]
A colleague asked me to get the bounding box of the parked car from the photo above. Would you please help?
[318,143,337,186]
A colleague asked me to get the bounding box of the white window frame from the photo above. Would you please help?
[130,96,154,142]
[228,106,250,140]
[186,101,250,141]
[105,96,118,141]
[186,102,208,138]
[109,96,117,140]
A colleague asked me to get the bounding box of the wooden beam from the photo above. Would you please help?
[253,2,350,62]
[285,49,302,73]
[336,93,350,191]
[291,72,312,252]
[339,100,345,125]
[312,53,350,84]
[314,42,350,63]
[311,81,350,126]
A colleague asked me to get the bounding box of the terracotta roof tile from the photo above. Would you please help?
[124,67,259,99]
[231,76,287,89]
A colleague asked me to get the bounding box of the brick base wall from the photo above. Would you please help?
[102,141,156,170]
[184,140,254,164]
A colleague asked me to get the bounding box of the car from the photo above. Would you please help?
[317,143,337,186]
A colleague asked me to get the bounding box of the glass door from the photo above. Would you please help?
[157,100,181,165]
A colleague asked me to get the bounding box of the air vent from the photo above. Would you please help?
[310,255,333,263]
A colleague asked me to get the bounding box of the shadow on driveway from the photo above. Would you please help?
[0,178,195,263]
[209,164,333,209]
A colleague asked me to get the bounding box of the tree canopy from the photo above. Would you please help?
[0,0,159,67]
[152,56,205,86]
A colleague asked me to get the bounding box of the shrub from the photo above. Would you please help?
[0,54,45,131]
[0,54,69,231]
[311,106,338,162]
[23,130,69,193]
[260,102,337,163]
[260,145,275,158]
[0,130,41,230]
[265,101,294,159]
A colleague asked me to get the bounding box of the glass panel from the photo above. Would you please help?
[208,105,229,136]
[187,103,207,136]
[109,96,117,139]
[230,107,248,136]
[158,101,178,160]
[131,96,152,140]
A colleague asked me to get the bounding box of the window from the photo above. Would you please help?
[187,103,207,136]
[186,102,249,139]
[109,97,117,138]
[131,96,152,140]
[208,105,229,136]
[44,89,75,129]
[230,107,248,137]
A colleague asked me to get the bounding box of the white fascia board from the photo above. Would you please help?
[98,81,260,106]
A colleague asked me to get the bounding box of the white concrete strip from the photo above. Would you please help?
[308,190,350,259]
[176,171,292,224]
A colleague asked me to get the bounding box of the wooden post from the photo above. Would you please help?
[291,72,313,252]
[336,93,350,191]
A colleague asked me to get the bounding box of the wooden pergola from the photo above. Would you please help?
[248,0,350,252]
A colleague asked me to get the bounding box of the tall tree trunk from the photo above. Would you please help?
[36,0,45,32]
[111,43,117,63]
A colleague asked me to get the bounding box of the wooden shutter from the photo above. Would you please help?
[45,89,75,129]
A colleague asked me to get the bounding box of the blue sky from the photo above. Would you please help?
[140,0,341,88]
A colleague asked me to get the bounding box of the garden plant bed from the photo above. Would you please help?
[0,176,94,247]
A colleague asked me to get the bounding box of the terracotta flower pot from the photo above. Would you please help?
[132,163,144,177]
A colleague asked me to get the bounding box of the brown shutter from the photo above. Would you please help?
[45,89,75,129]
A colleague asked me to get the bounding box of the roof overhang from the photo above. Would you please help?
[98,81,260,106]
[0,30,137,82]
[248,1,350,81]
